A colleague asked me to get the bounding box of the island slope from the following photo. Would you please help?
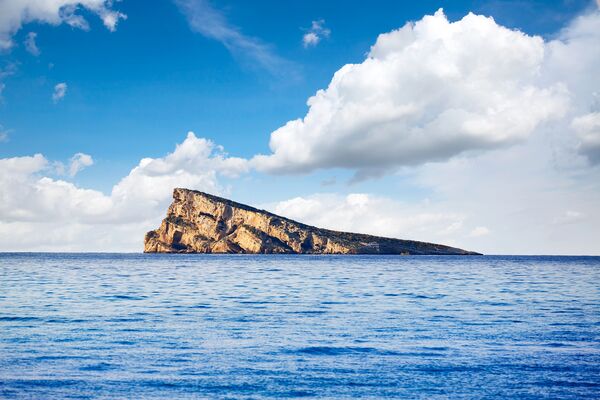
[144,188,480,255]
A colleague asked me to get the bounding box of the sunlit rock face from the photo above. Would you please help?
[144,188,480,255]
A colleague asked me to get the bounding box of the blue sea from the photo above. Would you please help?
[0,254,599,399]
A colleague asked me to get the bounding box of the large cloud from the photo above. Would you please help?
[252,9,600,177]
[0,0,126,50]
[544,10,600,163]
[0,132,247,251]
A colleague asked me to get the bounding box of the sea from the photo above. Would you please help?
[0,253,599,399]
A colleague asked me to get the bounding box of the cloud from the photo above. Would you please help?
[52,82,67,103]
[469,226,490,237]
[0,61,18,100]
[68,153,93,176]
[303,19,330,48]
[553,210,584,225]
[572,112,600,164]
[267,193,468,246]
[0,125,9,142]
[410,125,600,255]
[0,132,248,251]
[174,0,294,76]
[0,0,126,51]
[252,9,597,177]
[24,32,39,56]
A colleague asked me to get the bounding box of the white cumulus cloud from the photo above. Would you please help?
[0,0,126,51]
[252,9,595,178]
[0,132,248,251]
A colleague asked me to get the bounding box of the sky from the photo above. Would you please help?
[0,0,599,254]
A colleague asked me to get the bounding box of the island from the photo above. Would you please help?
[144,188,481,255]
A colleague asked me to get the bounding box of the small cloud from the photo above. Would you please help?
[553,210,584,225]
[68,153,93,176]
[0,125,9,142]
[52,153,94,176]
[302,32,319,47]
[99,9,127,32]
[302,19,330,48]
[438,220,463,235]
[0,62,18,79]
[469,226,490,237]
[52,82,67,103]
[24,32,40,56]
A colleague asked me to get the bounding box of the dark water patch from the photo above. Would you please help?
[286,346,400,356]
[101,294,148,301]
[0,316,41,322]
[34,355,91,361]
[286,310,328,315]
[105,317,146,323]
[79,362,115,371]
[45,317,89,324]
[1,379,83,388]
[112,340,137,345]
[546,342,574,347]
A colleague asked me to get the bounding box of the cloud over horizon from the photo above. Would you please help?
[0,132,247,251]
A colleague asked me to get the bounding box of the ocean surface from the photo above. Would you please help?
[0,254,599,399]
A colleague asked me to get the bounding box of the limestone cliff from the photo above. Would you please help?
[144,188,480,255]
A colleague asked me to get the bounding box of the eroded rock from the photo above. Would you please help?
[144,188,481,255]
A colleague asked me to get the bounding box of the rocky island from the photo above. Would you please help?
[145,188,480,255]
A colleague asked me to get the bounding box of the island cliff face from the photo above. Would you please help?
[144,188,480,255]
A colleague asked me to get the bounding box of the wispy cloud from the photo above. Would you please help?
[0,61,18,103]
[302,19,330,48]
[174,0,296,77]
[24,32,40,56]
[52,82,67,103]
[0,125,10,142]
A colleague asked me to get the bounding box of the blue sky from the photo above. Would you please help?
[0,0,599,253]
